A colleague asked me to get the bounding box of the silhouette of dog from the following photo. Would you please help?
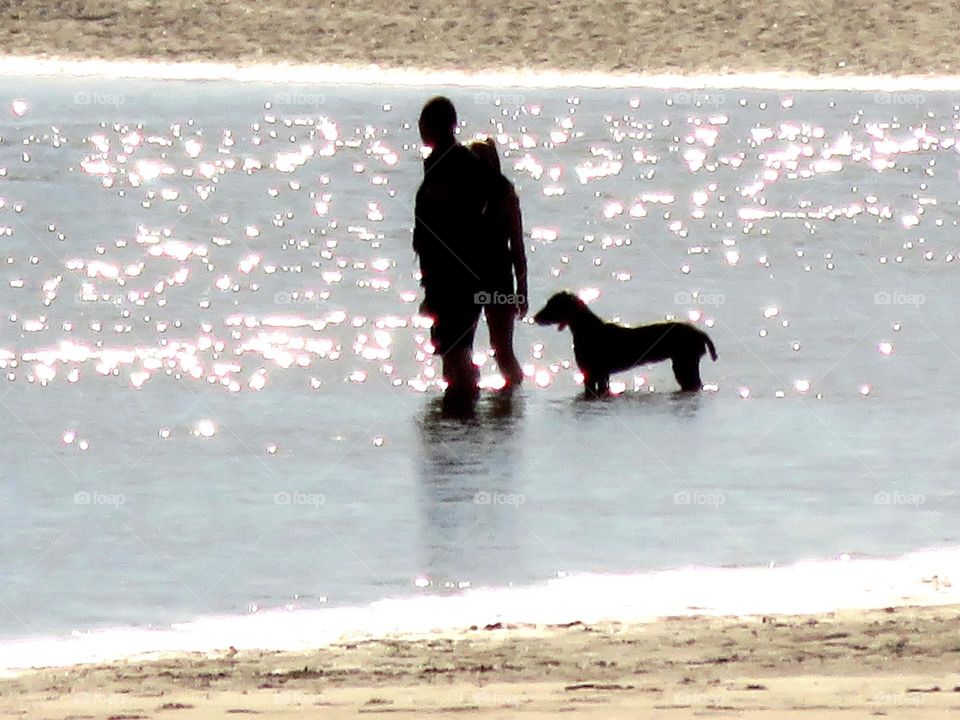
[533,292,717,394]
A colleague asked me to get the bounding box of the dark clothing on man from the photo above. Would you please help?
[413,142,489,355]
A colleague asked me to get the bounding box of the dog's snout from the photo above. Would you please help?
[534,292,585,329]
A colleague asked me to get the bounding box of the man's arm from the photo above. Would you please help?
[412,185,432,288]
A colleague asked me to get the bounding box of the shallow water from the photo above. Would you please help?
[0,78,958,646]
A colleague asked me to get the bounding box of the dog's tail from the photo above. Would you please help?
[703,333,718,361]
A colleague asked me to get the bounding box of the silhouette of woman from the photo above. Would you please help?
[468,137,528,387]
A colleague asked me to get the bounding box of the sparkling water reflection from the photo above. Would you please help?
[0,78,958,640]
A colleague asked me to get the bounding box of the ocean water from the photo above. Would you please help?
[0,76,958,664]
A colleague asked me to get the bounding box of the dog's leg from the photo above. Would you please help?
[582,372,606,398]
[596,374,610,395]
[672,358,702,392]
[583,372,597,397]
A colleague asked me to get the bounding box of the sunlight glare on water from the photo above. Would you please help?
[0,79,959,646]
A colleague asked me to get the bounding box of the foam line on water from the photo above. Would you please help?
[3,56,960,90]
[0,547,956,673]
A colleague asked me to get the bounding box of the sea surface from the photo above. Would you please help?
[0,75,958,665]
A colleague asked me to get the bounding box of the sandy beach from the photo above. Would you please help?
[3,605,959,718]
[2,1,960,77]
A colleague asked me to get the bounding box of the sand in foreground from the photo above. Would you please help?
[3,1,960,76]
[3,605,959,719]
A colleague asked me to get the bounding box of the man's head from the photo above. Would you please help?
[419,96,458,148]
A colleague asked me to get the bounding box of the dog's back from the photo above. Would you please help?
[583,321,715,375]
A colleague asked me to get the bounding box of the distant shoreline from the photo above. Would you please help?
[5,56,960,90]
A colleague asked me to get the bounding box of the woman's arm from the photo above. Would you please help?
[507,187,528,317]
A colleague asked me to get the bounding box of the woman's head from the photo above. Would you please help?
[468,136,501,173]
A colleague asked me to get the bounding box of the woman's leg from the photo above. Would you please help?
[485,304,523,385]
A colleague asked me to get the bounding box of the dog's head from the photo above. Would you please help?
[533,291,589,332]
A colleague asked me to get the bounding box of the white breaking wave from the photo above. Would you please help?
[0,547,956,673]
[3,55,960,90]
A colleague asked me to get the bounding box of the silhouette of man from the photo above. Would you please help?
[413,97,488,396]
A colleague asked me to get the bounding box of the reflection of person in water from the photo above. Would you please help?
[415,392,525,587]
[468,137,528,387]
[413,97,488,397]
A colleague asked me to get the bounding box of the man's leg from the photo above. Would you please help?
[436,304,480,395]
[443,346,478,390]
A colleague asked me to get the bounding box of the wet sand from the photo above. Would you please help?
[4,605,960,718]
[2,0,960,77]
